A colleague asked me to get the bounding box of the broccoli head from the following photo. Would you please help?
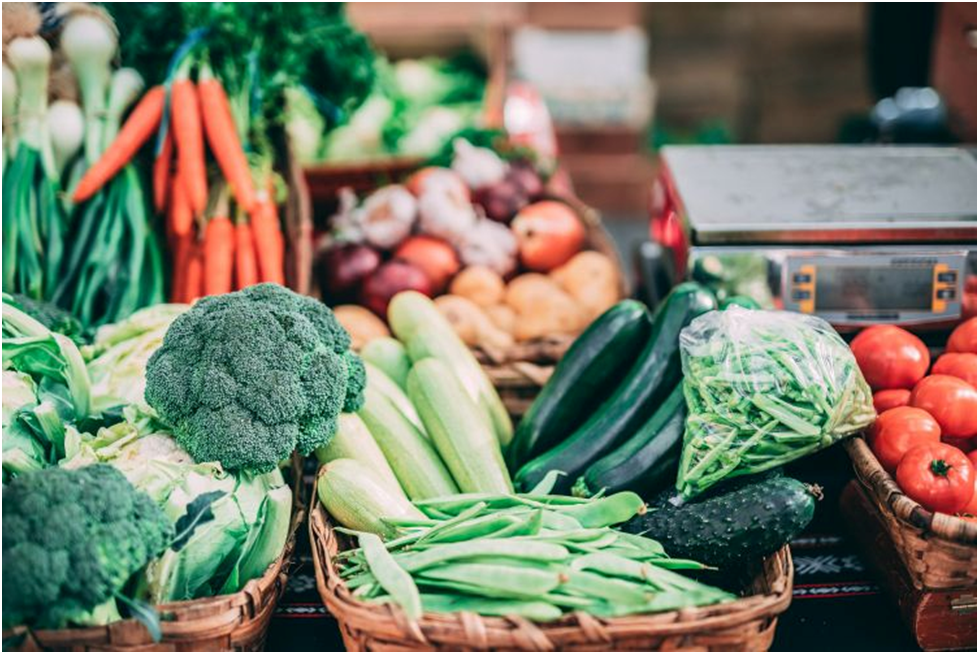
[5,293,86,345]
[2,464,173,629]
[144,283,366,472]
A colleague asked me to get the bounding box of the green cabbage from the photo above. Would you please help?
[62,407,292,602]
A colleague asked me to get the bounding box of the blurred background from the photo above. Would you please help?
[339,1,976,223]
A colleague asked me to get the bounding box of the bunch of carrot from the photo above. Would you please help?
[72,62,286,304]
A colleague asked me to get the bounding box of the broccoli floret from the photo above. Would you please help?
[2,465,173,629]
[144,283,366,472]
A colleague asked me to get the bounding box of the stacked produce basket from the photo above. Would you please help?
[310,504,793,652]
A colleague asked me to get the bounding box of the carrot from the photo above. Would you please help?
[234,221,259,289]
[170,232,192,303]
[249,195,285,285]
[169,167,194,237]
[152,127,173,214]
[171,77,208,216]
[198,69,257,212]
[203,215,235,296]
[73,86,165,202]
[184,240,205,304]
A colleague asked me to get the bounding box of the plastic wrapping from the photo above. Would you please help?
[676,308,874,499]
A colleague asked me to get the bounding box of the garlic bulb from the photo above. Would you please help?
[418,188,478,245]
[451,138,507,189]
[457,219,518,277]
[359,185,417,250]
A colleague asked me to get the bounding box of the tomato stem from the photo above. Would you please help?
[930,458,952,477]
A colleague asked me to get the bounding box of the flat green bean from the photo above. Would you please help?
[556,492,646,528]
[419,562,562,596]
[360,533,422,620]
[394,540,568,572]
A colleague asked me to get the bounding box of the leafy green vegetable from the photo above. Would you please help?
[107,2,375,133]
[1,464,173,629]
[5,293,86,345]
[675,307,875,498]
[83,303,187,412]
[63,407,293,603]
[144,283,365,472]
[2,294,93,478]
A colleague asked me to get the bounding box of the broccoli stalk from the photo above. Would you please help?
[144,283,366,472]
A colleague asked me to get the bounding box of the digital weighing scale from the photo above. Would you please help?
[650,146,978,330]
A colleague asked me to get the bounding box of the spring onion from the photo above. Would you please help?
[47,100,85,178]
[60,11,117,164]
[7,37,55,175]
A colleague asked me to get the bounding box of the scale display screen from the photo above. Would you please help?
[815,266,932,312]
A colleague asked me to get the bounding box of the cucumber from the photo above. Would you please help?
[407,358,513,494]
[514,283,716,493]
[364,362,426,435]
[358,385,459,500]
[390,291,513,449]
[573,383,685,498]
[507,300,652,470]
[314,412,405,500]
[317,458,426,539]
[622,474,816,568]
[361,337,411,388]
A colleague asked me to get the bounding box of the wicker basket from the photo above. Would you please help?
[843,436,977,590]
[309,501,793,652]
[5,467,307,652]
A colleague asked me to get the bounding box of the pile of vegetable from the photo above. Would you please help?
[3,2,163,327]
[674,307,875,499]
[318,139,618,349]
[852,318,977,518]
[316,291,513,499]
[2,3,164,325]
[99,2,377,301]
[304,54,488,163]
[2,284,353,635]
[315,287,818,626]
[328,472,733,621]
[2,293,92,480]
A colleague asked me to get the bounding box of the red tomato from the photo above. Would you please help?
[850,325,930,391]
[947,317,977,354]
[971,450,978,468]
[870,407,942,473]
[511,201,585,272]
[909,375,978,438]
[895,443,976,514]
[872,388,911,414]
[931,353,977,388]
[394,236,460,294]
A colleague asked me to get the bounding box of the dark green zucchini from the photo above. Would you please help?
[506,300,652,470]
[572,383,685,498]
[513,282,716,493]
[622,474,816,568]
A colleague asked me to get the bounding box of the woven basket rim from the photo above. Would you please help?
[843,436,977,545]
[4,464,307,649]
[308,499,794,650]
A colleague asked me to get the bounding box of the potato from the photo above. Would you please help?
[485,304,517,334]
[504,273,563,311]
[550,251,619,321]
[449,266,506,307]
[333,305,390,350]
[435,295,514,350]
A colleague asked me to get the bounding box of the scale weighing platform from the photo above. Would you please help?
[652,146,978,329]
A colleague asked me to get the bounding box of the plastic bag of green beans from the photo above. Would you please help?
[675,307,874,499]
